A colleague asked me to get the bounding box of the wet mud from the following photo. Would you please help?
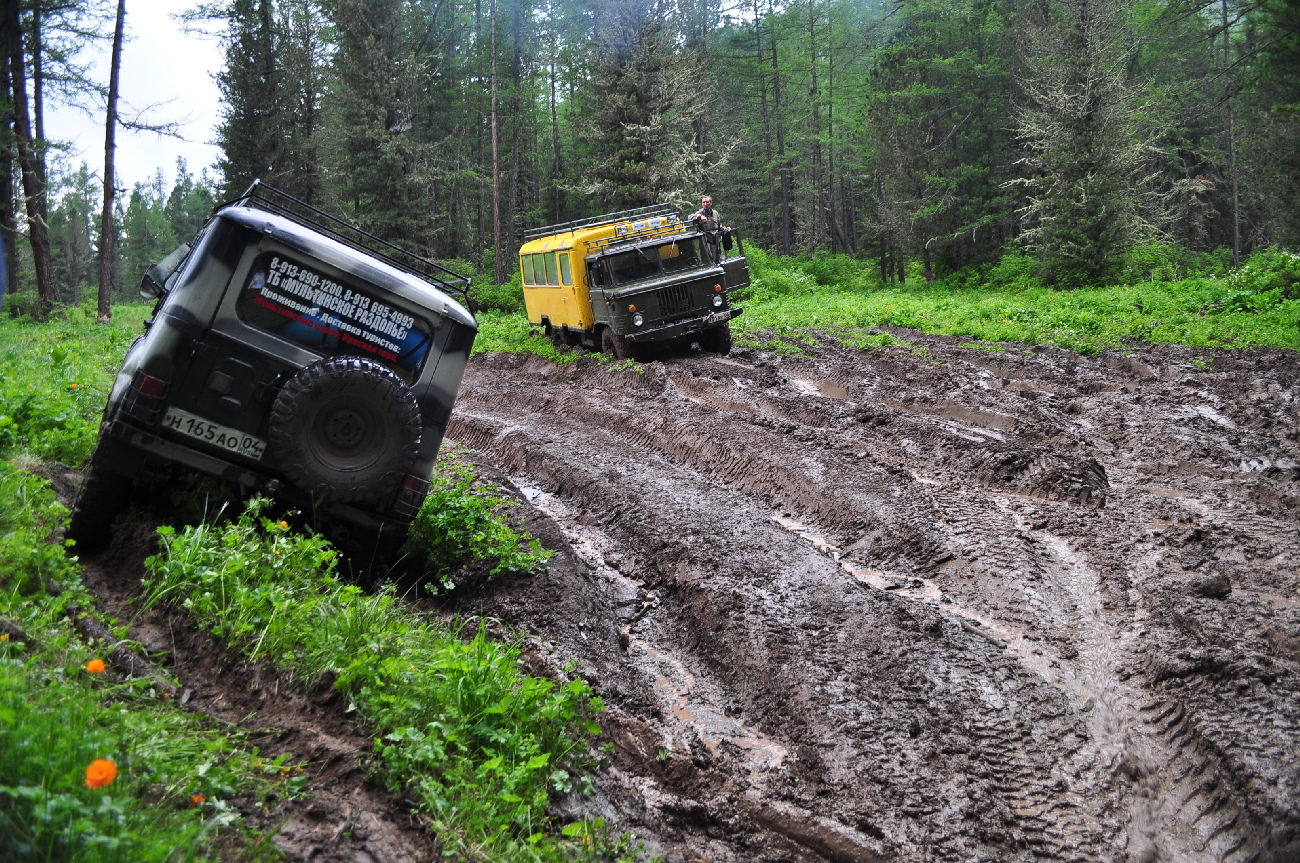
[65,331,1299,862]
[446,333,1300,863]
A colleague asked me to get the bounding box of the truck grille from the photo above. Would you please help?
[657,284,694,317]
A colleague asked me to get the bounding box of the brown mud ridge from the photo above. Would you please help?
[73,331,1299,863]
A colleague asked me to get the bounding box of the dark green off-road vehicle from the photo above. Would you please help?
[68,182,477,556]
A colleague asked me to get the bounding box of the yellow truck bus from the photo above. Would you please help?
[519,203,748,360]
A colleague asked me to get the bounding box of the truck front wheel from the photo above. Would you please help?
[700,323,733,356]
[600,327,637,361]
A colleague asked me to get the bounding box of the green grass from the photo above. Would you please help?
[141,499,623,862]
[0,463,292,862]
[730,246,1300,356]
[0,304,151,465]
[468,246,1299,359]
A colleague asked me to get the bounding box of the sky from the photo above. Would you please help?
[46,0,225,193]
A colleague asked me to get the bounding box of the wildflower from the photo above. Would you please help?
[85,759,117,789]
[85,659,106,674]
[190,794,206,807]
[277,520,289,529]
[0,633,8,642]
[70,383,79,388]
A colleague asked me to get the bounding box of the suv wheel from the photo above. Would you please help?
[268,357,422,504]
[67,451,131,553]
[700,322,733,356]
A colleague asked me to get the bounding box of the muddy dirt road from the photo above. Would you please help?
[446,332,1300,863]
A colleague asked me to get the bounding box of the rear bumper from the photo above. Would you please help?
[624,306,742,344]
[97,420,414,534]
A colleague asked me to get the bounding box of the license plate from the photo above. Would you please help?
[704,310,731,325]
[162,408,266,461]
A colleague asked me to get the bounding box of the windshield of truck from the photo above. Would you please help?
[658,238,705,273]
[609,247,660,284]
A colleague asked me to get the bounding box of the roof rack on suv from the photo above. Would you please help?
[522,203,679,242]
[230,180,472,305]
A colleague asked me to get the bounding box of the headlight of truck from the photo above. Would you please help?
[632,312,644,327]
[711,294,724,308]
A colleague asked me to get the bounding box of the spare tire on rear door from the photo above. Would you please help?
[268,357,421,504]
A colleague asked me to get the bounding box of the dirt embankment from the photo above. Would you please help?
[446,333,1299,863]
[75,332,1299,863]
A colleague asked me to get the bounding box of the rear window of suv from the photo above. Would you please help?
[236,252,435,381]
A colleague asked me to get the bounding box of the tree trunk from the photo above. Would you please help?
[768,0,790,255]
[7,0,56,320]
[506,1,521,260]
[98,0,126,323]
[550,58,560,222]
[751,0,775,248]
[0,41,17,304]
[1222,0,1239,268]
[808,0,824,249]
[489,0,503,284]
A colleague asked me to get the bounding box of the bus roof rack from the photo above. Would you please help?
[227,180,472,305]
[523,203,679,242]
[584,221,699,254]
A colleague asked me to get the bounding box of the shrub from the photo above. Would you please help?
[403,451,551,587]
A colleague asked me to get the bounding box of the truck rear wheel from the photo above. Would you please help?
[67,452,131,554]
[268,357,421,504]
[601,327,637,361]
[700,322,733,356]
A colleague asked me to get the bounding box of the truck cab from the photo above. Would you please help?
[520,204,747,359]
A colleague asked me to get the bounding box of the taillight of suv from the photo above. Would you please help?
[391,474,432,519]
[121,372,170,424]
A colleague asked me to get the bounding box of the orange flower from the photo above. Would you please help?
[85,759,117,789]
[190,794,206,807]
[85,659,106,674]
[277,520,289,529]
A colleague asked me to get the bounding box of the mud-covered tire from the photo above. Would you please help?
[268,357,421,504]
[600,327,637,361]
[700,322,733,356]
[67,453,131,554]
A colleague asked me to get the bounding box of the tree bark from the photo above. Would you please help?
[7,0,56,320]
[98,0,126,323]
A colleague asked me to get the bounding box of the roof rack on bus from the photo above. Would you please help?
[584,221,699,254]
[226,180,472,306]
[522,203,680,242]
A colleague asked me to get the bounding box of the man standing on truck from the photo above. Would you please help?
[690,195,731,264]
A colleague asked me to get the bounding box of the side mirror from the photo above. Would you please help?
[139,243,191,299]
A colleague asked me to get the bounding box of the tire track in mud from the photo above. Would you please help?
[449,339,1299,862]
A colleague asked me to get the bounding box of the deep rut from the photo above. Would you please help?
[447,335,1299,863]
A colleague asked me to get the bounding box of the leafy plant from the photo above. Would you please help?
[403,450,552,587]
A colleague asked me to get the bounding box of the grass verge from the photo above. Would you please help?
[0,304,151,465]
[141,498,628,862]
[0,462,294,862]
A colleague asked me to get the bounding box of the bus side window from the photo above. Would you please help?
[544,253,559,286]
[522,255,535,285]
[559,253,572,286]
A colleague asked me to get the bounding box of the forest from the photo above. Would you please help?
[0,0,1297,318]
